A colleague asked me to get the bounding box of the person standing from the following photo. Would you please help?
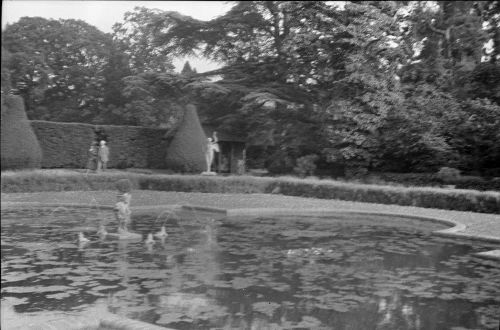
[97,140,109,172]
[86,141,98,174]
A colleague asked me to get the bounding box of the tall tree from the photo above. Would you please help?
[394,1,500,174]
[112,7,176,74]
[2,17,113,122]
[181,60,196,76]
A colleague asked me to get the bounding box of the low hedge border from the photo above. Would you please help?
[1,171,499,214]
[359,173,500,191]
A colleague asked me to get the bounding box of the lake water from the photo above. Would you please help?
[1,207,499,330]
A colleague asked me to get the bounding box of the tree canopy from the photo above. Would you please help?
[2,17,113,122]
[2,1,499,175]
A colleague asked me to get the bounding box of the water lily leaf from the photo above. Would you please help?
[46,291,77,299]
[2,285,71,293]
[252,301,280,318]
[231,277,255,290]
[156,311,187,324]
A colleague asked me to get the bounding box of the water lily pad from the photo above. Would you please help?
[280,230,337,239]
[252,301,280,318]
[46,291,77,299]
[295,315,323,327]
[1,272,35,282]
[2,285,71,293]
[231,276,255,290]
[40,267,71,275]
[157,311,190,325]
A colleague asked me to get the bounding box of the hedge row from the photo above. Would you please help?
[30,121,171,169]
[364,172,500,191]
[0,170,142,193]
[453,177,500,192]
[2,171,499,214]
[267,178,500,214]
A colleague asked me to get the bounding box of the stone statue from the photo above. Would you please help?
[203,131,219,175]
[105,179,141,240]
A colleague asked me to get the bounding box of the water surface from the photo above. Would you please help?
[1,208,499,329]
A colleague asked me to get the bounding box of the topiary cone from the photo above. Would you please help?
[1,94,42,170]
[165,104,206,173]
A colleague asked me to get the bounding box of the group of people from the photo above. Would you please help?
[86,140,109,174]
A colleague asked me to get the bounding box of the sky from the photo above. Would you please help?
[2,1,235,72]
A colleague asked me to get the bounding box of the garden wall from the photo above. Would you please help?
[30,121,172,169]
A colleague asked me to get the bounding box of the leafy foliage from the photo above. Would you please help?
[293,154,319,177]
[118,72,188,127]
[2,17,113,122]
[2,1,499,176]
[112,7,176,74]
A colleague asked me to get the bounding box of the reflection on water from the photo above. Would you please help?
[1,208,500,330]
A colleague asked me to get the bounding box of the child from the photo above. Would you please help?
[114,179,132,233]
[97,140,109,172]
[86,142,98,174]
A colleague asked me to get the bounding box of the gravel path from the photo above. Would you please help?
[2,190,499,243]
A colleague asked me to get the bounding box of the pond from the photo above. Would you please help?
[1,207,499,330]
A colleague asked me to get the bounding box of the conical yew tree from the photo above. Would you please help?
[165,104,206,172]
[1,94,42,170]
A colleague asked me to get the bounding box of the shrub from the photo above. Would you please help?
[454,176,500,192]
[165,104,206,173]
[293,154,319,177]
[345,166,369,179]
[115,179,132,193]
[437,167,461,183]
[266,149,295,174]
[1,95,42,170]
[270,177,500,214]
[352,172,500,191]
[364,172,439,187]
[0,170,142,192]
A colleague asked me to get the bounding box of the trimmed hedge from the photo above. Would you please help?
[2,171,499,214]
[165,104,206,173]
[1,95,42,170]
[30,121,171,169]
[454,176,500,192]
[364,172,500,192]
[0,170,142,192]
[266,178,500,214]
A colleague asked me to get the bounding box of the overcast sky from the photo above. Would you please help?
[2,1,234,72]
